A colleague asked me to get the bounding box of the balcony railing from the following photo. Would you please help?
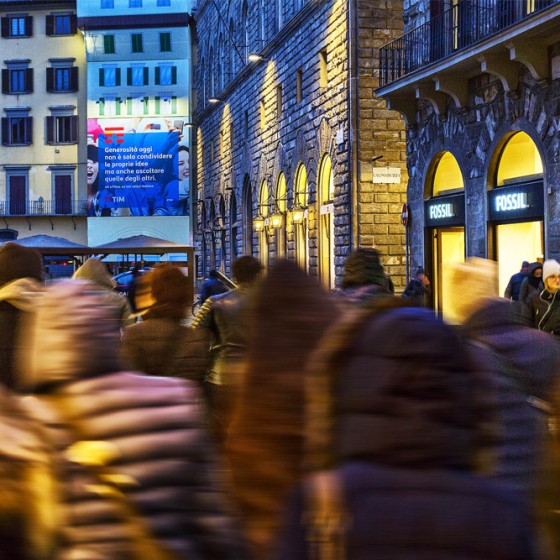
[379,0,559,87]
[0,199,88,216]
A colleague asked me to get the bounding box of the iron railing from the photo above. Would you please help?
[0,199,88,216]
[379,0,559,87]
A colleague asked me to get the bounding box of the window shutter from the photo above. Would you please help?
[155,96,160,114]
[46,67,54,92]
[69,14,77,34]
[143,66,149,85]
[70,67,78,91]
[24,16,32,37]
[25,68,33,93]
[99,68,105,87]
[1,70,8,94]
[45,15,54,36]
[24,117,32,144]
[115,67,121,86]
[46,116,54,144]
[70,116,78,143]
[127,97,132,115]
[171,96,177,113]
[1,118,8,145]
[155,66,160,85]
[1,17,8,38]
[171,66,177,85]
[127,67,132,86]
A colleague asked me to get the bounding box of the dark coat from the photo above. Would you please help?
[282,304,537,560]
[505,271,528,301]
[121,312,211,384]
[461,299,560,495]
[200,277,228,303]
[525,288,560,336]
[519,263,544,306]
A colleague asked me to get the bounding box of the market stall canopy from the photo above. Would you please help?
[10,235,91,255]
[91,234,191,255]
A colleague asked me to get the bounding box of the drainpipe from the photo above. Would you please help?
[348,0,359,249]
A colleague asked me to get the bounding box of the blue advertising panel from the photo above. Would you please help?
[87,117,190,217]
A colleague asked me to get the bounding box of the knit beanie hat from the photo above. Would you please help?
[342,248,386,289]
[0,242,43,285]
[542,259,560,282]
[445,257,498,324]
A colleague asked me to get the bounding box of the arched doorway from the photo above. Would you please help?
[293,163,309,272]
[318,154,335,290]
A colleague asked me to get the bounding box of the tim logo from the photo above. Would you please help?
[104,127,125,144]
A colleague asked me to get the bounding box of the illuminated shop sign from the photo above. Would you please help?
[488,181,543,222]
[424,193,465,227]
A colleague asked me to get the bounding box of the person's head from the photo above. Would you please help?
[0,242,43,285]
[342,247,386,289]
[521,260,530,273]
[542,259,560,294]
[529,262,543,278]
[208,269,219,279]
[73,258,115,291]
[87,145,99,186]
[232,256,264,286]
[178,145,190,180]
[21,280,121,392]
[446,257,498,324]
[147,264,190,320]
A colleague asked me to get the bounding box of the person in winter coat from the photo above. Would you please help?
[446,257,560,500]
[20,280,249,560]
[191,256,264,442]
[121,264,211,384]
[339,247,392,306]
[524,259,560,337]
[402,266,431,306]
[0,242,44,391]
[226,260,341,560]
[278,298,537,560]
[200,270,229,303]
[519,261,543,306]
[73,258,134,328]
[504,260,530,301]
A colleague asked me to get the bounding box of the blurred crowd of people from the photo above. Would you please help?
[0,240,559,560]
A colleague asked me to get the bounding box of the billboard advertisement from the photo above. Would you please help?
[87,117,190,217]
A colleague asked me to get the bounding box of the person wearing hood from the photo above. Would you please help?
[524,259,560,337]
[20,280,250,560]
[73,258,134,328]
[504,260,529,301]
[339,247,393,306]
[277,298,537,560]
[121,264,211,384]
[0,242,44,391]
[519,261,544,307]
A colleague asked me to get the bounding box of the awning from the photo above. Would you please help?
[10,235,91,255]
[91,234,192,255]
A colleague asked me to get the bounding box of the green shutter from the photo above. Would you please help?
[155,96,160,115]
[171,96,177,113]
[127,97,132,115]
[99,98,105,116]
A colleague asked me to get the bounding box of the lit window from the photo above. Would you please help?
[159,32,171,52]
[104,35,115,54]
[319,50,327,88]
[131,33,143,53]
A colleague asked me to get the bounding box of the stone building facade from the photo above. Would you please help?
[377,0,560,316]
[193,0,408,290]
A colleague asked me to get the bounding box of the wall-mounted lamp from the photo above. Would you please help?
[253,213,265,232]
[292,203,306,225]
[270,208,283,228]
[208,97,221,104]
[248,53,264,63]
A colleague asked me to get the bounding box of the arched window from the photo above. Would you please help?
[294,163,309,272]
[209,47,215,98]
[242,175,253,256]
[217,33,224,92]
[496,131,543,186]
[230,191,239,263]
[218,195,226,271]
[258,180,270,266]
[432,151,464,196]
[229,19,236,78]
[242,1,249,64]
[318,154,335,290]
[274,173,287,258]
[259,0,266,43]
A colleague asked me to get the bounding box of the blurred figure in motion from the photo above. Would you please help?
[402,266,431,306]
[192,256,264,442]
[519,261,543,307]
[504,260,530,301]
[447,257,560,557]
[278,299,536,560]
[0,242,44,391]
[73,257,134,328]
[226,260,341,560]
[199,269,229,304]
[20,280,249,560]
[524,259,560,337]
[339,247,393,306]
[121,264,211,384]
[0,386,57,560]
